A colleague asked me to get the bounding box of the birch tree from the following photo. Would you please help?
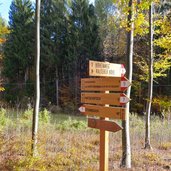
[144,2,153,150]
[32,0,41,156]
[121,0,134,168]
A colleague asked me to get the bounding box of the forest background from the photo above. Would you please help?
[0,0,171,118]
[0,0,171,170]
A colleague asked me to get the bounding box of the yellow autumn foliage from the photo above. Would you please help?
[0,87,5,92]
[155,16,171,51]
[0,19,9,92]
[0,26,9,36]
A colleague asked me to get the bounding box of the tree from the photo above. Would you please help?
[0,16,9,44]
[64,0,100,107]
[32,0,41,156]
[68,0,100,63]
[40,0,68,103]
[95,0,115,59]
[154,0,171,76]
[95,0,127,62]
[3,0,34,102]
[0,16,9,92]
[145,2,153,150]
[120,0,134,168]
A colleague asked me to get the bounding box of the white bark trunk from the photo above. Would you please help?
[121,0,134,168]
[32,0,41,156]
[145,3,153,150]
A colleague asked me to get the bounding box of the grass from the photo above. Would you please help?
[0,108,171,170]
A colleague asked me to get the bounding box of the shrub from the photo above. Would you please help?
[22,108,33,120]
[0,108,7,126]
[0,108,11,130]
[21,108,50,124]
[39,108,50,123]
[57,117,87,131]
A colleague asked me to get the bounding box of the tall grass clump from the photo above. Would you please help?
[57,117,87,131]
[21,108,51,125]
[150,116,171,144]
[129,113,171,147]
[129,114,145,146]
[0,108,11,131]
[39,108,50,124]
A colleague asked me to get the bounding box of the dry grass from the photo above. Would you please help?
[0,110,171,170]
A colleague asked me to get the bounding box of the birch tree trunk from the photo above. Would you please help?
[145,3,153,150]
[32,0,41,156]
[121,0,134,168]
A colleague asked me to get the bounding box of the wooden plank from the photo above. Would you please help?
[99,90,109,171]
[88,118,123,133]
[89,60,126,77]
[81,77,131,92]
[79,105,126,120]
[100,121,109,171]
[81,93,130,106]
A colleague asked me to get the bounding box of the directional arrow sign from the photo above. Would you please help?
[81,77,131,92]
[89,60,126,77]
[79,104,125,120]
[88,118,122,133]
[81,93,130,106]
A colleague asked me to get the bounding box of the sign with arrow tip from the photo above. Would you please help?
[81,77,131,92]
[79,104,126,120]
[88,118,123,133]
[81,93,130,106]
[89,60,126,77]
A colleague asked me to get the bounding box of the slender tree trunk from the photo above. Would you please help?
[55,66,59,107]
[75,60,78,106]
[145,3,153,150]
[24,67,29,83]
[121,0,134,168]
[32,0,41,156]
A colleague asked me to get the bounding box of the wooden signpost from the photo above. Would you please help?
[79,60,131,171]
[81,77,131,92]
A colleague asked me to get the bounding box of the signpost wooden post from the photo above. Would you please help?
[79,60,131,171]
[100,117,109,171]
[100,90,109,171]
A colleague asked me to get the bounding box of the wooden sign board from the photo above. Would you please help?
[81,93,130,106]
[81,77,131,92]
[89,60,126,77]
[79,105,126,120]
[88,118,122,133]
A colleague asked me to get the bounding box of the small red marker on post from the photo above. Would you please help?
[121,64,126,77]
[120,77,131,91]
[120,94,130,106]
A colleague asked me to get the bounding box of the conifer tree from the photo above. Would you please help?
[3,0,34,101]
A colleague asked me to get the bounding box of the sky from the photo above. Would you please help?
[0,0,12,22]
[0,0,95,23]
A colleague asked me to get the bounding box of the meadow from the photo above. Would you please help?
[0,108,171,171]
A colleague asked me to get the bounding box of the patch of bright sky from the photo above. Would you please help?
[0,0,11,23]
[0,0,95,23]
